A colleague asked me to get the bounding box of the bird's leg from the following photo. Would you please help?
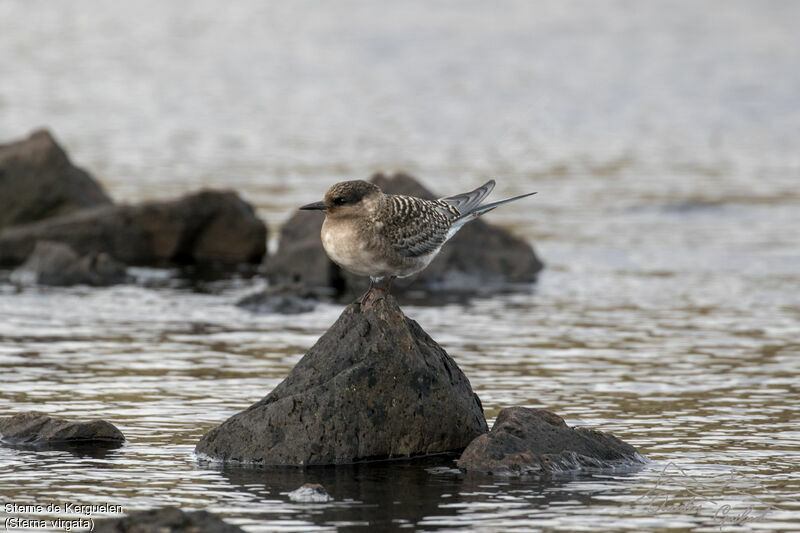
[359,278,376,306]
[360,276,396,308]
[370,276,395,303]
[377,275,396,295]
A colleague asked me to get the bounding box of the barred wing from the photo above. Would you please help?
[386,196,458,258]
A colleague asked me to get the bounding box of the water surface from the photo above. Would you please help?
[1,1,799,531]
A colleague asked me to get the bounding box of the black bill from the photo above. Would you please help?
[299,201,327,211]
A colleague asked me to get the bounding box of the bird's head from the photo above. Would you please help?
[300,180,382,217]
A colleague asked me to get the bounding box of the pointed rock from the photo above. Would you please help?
[196,295,488,464]
[457,407,646,475]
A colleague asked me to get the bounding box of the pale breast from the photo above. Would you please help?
[321,218,382,277]
[320,216,439,279]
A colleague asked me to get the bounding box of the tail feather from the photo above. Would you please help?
[440,180,496,215]
[445,189,537,240]
[462,191,537,218]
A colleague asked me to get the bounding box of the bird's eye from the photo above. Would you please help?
[333,197,347,206]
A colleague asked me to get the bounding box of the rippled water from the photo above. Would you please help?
[2,1,799,531]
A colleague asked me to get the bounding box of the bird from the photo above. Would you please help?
[300,179,536,305]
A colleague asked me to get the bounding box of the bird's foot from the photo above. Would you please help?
[359,276,395,310]
[360,288,383,309]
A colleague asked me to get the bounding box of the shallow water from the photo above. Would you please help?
[1,1,800,531]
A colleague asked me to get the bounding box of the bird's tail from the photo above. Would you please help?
[463,191,537,218]
[445,188,537,239]
[440,180,496,215]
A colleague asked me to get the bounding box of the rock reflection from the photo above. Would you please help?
[214,455,646,530]
[218,455,464,529]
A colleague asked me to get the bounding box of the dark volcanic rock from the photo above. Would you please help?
[266,172,542,299]
[196,295,488,464]
[0,190,267,268]
[0,129,112,231]
[10,240,127,286]
[95,507,244,533]
[0,411,125,448]
[457,407,646,475]
[236,283,328,314]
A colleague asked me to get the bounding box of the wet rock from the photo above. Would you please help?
[457,407,646,475]
[10,240,127,286]
[236,283,329,314]
[0,190,267,268]
[0,129,112,231]
[94,507,244,533]
[287,483,333,503]
[0,411,125,448]
[266,172,542,299]
[196,295,487,464]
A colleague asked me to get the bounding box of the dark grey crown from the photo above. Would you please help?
[324,180,381,207]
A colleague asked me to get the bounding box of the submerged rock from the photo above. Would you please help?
[0,190,267,268]
[266,172,543,300]
[0,411,125,448]
[457,407,646,475]
[94,507,244,533]
[0,129,112,232]
[287,483,333,503]
[196,295,487,465]
[10,240,127,286]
